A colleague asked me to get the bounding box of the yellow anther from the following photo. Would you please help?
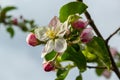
[46,29,56,39]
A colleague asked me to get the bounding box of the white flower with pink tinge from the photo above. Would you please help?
[35,16,68,57]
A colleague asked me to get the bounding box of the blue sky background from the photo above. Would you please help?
[0,0,120,80]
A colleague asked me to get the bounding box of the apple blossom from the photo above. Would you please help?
[80,28,94,43]
[35,16,68,57]
[26,33,39,46]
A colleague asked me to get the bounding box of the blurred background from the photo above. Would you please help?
[0,0,120,80]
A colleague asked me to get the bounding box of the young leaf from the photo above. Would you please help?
[0,6,17,22]
[59,2,87,22]
[95,69,104,76]
[87,37,111,69]
[45,50,56,61]
[1,6,16,13]
[76,73,82,80]
[6,26,15,38]
[62,45,86,72]
[55,66,71,80]
[18,23,28,32]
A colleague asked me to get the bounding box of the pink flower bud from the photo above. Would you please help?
[102,70,111,78]
[43,61,54,72]
[110,47,118,57]
[12,18,18,25]
[26,33,39,46]
[80,28,94,43]
[71,19,88,29]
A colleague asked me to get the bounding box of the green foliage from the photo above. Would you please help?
[18,23,28,32]
[95,61,105,76]
[0,6,36,37]
[82,50,97,62]
[62,45,86,72]
[87,37,111,69]
[55,66,71,80]
[59,2,87,22]
[6,26,14,38]
[76,73,82,80]
[95,69,104,76]
[0,6,16,22]
[117,62,120,67]
[45,51,57,61]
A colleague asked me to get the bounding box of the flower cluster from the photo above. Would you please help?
[26,15,94,72]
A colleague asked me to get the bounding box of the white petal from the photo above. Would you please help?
[41,40,54,58]
[57,21,68,37]
[35,27,48,41]
[48,16,60,28]
[54,38,67,53]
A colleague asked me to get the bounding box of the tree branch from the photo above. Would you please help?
[106,27,120,43]
[85,9,120,80]
[84,11,104,39]
[76,0,120,79]
[105,42,120,78]
[77,0,103,39]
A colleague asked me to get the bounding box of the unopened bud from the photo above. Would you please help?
[43,61,55,72]
[26,33,39,46]
[80,28,94,43]
[12,18,18,25]
[102,70,111,78]
[110,47,118,57]
[72,19,88,29]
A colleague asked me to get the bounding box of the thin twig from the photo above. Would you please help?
[87,65,113,70]
[106,27,120,43]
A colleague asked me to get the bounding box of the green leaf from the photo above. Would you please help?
[95,69,104,76]
[82,50,97,62]
[117,62,120,67]
[2,6,16,13]
[0,6,17,22]
[62,45,86,72]
[59,2,87,22]
[45,50,57,61]
[87,37,111,69]
[18,23,28,32]
[55,65,71,80]
[6,26,15,38]
[76,73,82,80]
[95,59,105,76]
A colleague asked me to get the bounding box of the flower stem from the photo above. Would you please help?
[52,53,59,61]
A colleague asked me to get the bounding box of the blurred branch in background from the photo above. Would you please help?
[0,5,37,37]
